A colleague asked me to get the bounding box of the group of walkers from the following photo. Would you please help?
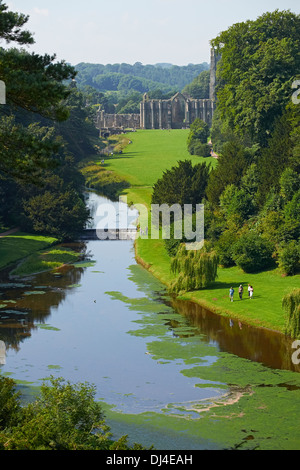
[229,284,253,302]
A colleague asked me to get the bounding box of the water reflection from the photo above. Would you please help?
[0,243,86,352]
[0,340,5,364]
[84,191,138,230]
[171,298,300,373]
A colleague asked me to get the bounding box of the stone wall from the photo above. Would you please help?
[96,110,140,130]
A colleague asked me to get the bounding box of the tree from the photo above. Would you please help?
[211,10,300,146]
[170,244,219,294]
[187,118,210,155]
[0,1,76,183]
[0,116,61,183]
[152,160,210,208]
[280,167,300,201]
[0,376,147,450]
[278,240,300,276]
[282,289,300,338]
[232,231,274,273]
[219,184,257,220]
[0,2,94,238]
[182,70,210,99]
[206,140,248,205]
[257,110,293,204]
[23,189,89,240]
[0,0,34,44]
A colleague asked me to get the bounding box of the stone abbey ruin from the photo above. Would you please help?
[96,49,219,136]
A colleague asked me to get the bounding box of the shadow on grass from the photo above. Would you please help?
[105,151,143,161]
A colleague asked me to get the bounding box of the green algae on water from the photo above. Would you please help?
[72,260,96,268]
[37,324,60,331]
[24,291,46,296]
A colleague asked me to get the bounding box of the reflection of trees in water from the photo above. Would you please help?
[171,298,300,373]
[0,243,87,351]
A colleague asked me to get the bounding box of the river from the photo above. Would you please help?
[0,192,300,450]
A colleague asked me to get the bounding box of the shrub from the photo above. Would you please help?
[278,241,300,276]
[189,141,211,157]
[0,376,147,450]
[216,229,239,267]
[232,231,274,273]
[0,376,21,431]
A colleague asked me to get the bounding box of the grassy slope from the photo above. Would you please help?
[0,232,83,277]
[106,129,217,206]
[104,129,300,335]
[0,232,58,271]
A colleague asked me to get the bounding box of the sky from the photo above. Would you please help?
[4,0,300,66]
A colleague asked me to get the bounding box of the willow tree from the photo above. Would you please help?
[282,289,300,338]
[170,244,219,294]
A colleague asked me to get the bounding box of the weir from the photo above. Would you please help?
[80,228,138,240]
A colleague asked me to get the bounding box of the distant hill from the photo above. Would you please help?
[154,63,173,69]
[74,62,209,94]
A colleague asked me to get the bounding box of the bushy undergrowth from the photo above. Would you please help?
[81,163,130,200]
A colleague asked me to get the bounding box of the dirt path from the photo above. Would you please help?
[0,227,19,238]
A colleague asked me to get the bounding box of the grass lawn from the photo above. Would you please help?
[99,129,300,335]
[0,232,58,271]
[105,129,217,207]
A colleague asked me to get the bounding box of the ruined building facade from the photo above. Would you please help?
[96,48,219,134]
[96,111,140,133]
[140,93,214,129]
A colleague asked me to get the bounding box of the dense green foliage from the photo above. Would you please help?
[75,61,209,93]
[204,10,300,278]
[151,160,212,282]
[74,61,210,117]
[211,9,300,147]
[156,9,300,294]
[80,161,130,201]
[0,1,99,239]
[0,376,147,450]
[282,289,300,338]
[182,70,210,99]
[152,159,210,207]
[170,244,219,294]
[187,118,211,156]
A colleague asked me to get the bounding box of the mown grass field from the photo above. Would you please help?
[106,129,217,207]
[103,129,300,335]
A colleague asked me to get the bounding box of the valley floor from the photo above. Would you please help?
[103,129,300,335]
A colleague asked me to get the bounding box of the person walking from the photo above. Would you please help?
[248,284,251,298]
[229,287,234,302]
[249,285,254,299]
[238,284,243,300]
